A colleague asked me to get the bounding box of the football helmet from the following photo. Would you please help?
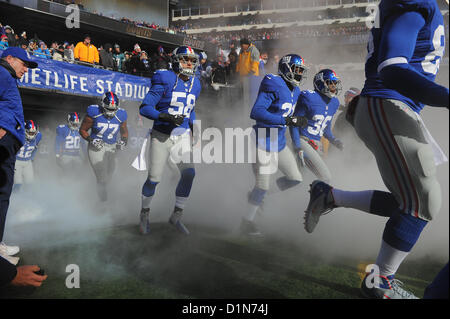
[313,69,342,98]
[67,112,80,130]
[24,120,38,141]
[278,54,307,87]
[172,46,199,77]
[102,91,119,118]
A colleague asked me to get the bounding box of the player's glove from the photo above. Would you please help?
[159,113,185,127]
[90,138,104,151]
[116,138,127,151]
[332,139,344,151]
[285,116,308,128]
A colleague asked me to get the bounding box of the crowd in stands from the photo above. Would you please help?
[0,22,176,78]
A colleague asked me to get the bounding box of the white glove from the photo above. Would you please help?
[116,140,126,150]
[91,138,104,151]
[298,149,306,167]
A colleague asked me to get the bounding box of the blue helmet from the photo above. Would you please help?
[278,54,307,87]
[313,69,342,98]
[24,120,38,141]
[102,91,119,118]
[67,112,80,130]
[172,46,198,77]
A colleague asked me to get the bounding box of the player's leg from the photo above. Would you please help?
[23,161,34,185]
[170,161,195,235]
[87,146,108,201]
[300,137,332,183]
[423,262,449,299]
[12,161,24,193]
[140,131,171,234]
[276,145,303,191]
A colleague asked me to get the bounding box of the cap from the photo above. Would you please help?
[114,43,120,48]
[1,34,7,40]
[134,43,141,50]
[4,25,12,31]
[84,34,91,40]
[1,47,38,68]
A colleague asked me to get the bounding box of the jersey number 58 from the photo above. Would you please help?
[169,92,195,117]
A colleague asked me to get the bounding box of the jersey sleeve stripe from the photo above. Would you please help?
[377,57,408,73]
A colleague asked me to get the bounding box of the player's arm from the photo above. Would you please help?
[250,91,285,125]
[323,120,343,151]
[289,95,308,149]
[79,115,94,141]
[378,11,449,108]
[139,83,165,120]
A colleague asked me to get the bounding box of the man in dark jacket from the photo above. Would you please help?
[0,47,47,287]
[99,43,114,69]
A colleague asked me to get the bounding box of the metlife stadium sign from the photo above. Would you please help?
[0,49,151,101]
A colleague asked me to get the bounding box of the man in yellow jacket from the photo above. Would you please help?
[74,35,99,65]
[236,38,260,111]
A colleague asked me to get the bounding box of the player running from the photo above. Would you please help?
[241,54,308,236]
[290,69,344,183]
[13,120,41,192]
[138,46,201,235]
[55,112,85,171]
[304,0,448,299]
[79,92,128,201]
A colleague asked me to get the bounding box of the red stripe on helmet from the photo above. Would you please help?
[110,92,115,106]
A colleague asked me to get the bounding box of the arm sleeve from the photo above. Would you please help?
[0,256,17,287]
[139,84,165,120]
[250,91,285,125]
[378,11,449,108]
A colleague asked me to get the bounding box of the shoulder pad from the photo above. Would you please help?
[87,105,100,118]
[151,70,175,87]
[260,74,284,93]
[381,0,435,22]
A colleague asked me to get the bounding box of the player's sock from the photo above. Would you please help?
[142,179,158,209]
[332,189,397,217]
[375,240,410,277]
[175,196,188,210]
[246,187,266,222]
[175,168,195,198]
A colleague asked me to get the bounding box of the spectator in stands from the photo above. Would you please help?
[259,51,269,75]
[49,41,59,56]
[18,39,28,51]
[151,46,170,72]
[0,35,8,50]
[99,43,114,69]
[74,34,99,65]
[112,44,125,72]
[52,45,65,62]
[236,38,260,109]
[33,41,51,59]
[122,51,133,73]
[64,43,75,63]
[137,51,152,77]
[3,26,16,47]
[20,31,27,42]
[130,43,142,74]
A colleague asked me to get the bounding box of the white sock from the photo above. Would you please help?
[375,240,409,277]
[175,196,188,210]
[332,189,374,213]
[246,204,259,222]
[142,195,153,210]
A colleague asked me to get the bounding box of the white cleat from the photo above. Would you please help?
[304,180,336,233]
[0,242,20,256]
[169,210,190,235]
[361,274,419,299]
[139,208,150,235]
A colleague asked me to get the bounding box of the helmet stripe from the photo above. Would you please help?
[110,92,115,106]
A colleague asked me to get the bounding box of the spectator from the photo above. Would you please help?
[49,41,59,56]
[64,43,75,62]
[130,43,142,74]
[3,26,16,47]
[33,41,51,59]
[122,51,133,73]
[259,50,269,75]
[99,43,114,69]
[18,39,28,51]
[0,35,8,50]
[52,45,65,62]
[74,34,99,64]
[137,51,152,77]
[151,46,170,72]
[112,44,125,72]
[236,38,260,108]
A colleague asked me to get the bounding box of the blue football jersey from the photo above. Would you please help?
[141,70,202,135]
[361,0,445,113]
[87,105,128,144]
[251,74,301,152]
[292,90,340,143]
[55,124,84,156]
[16,131,42,161]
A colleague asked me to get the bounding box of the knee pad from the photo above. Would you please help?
[248,187,267,206]
[142,179,158,197]
[176,168,195,197]
[383,211,428,252]
[276,176,301,191]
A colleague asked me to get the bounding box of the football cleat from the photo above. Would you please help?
[169,209,190,235]
[239,218,262,237]
[0,242,20,256]
[304,180,336,233]
[139,208,150,235]
[361,274,419,299]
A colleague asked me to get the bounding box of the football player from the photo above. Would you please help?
[290,69,344,183]
[241,54,308,236]
[304,0,448,299]
[13,120,42,192]
[79,92,128,201]
[55,112,85,170]
[139,46,201,235]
